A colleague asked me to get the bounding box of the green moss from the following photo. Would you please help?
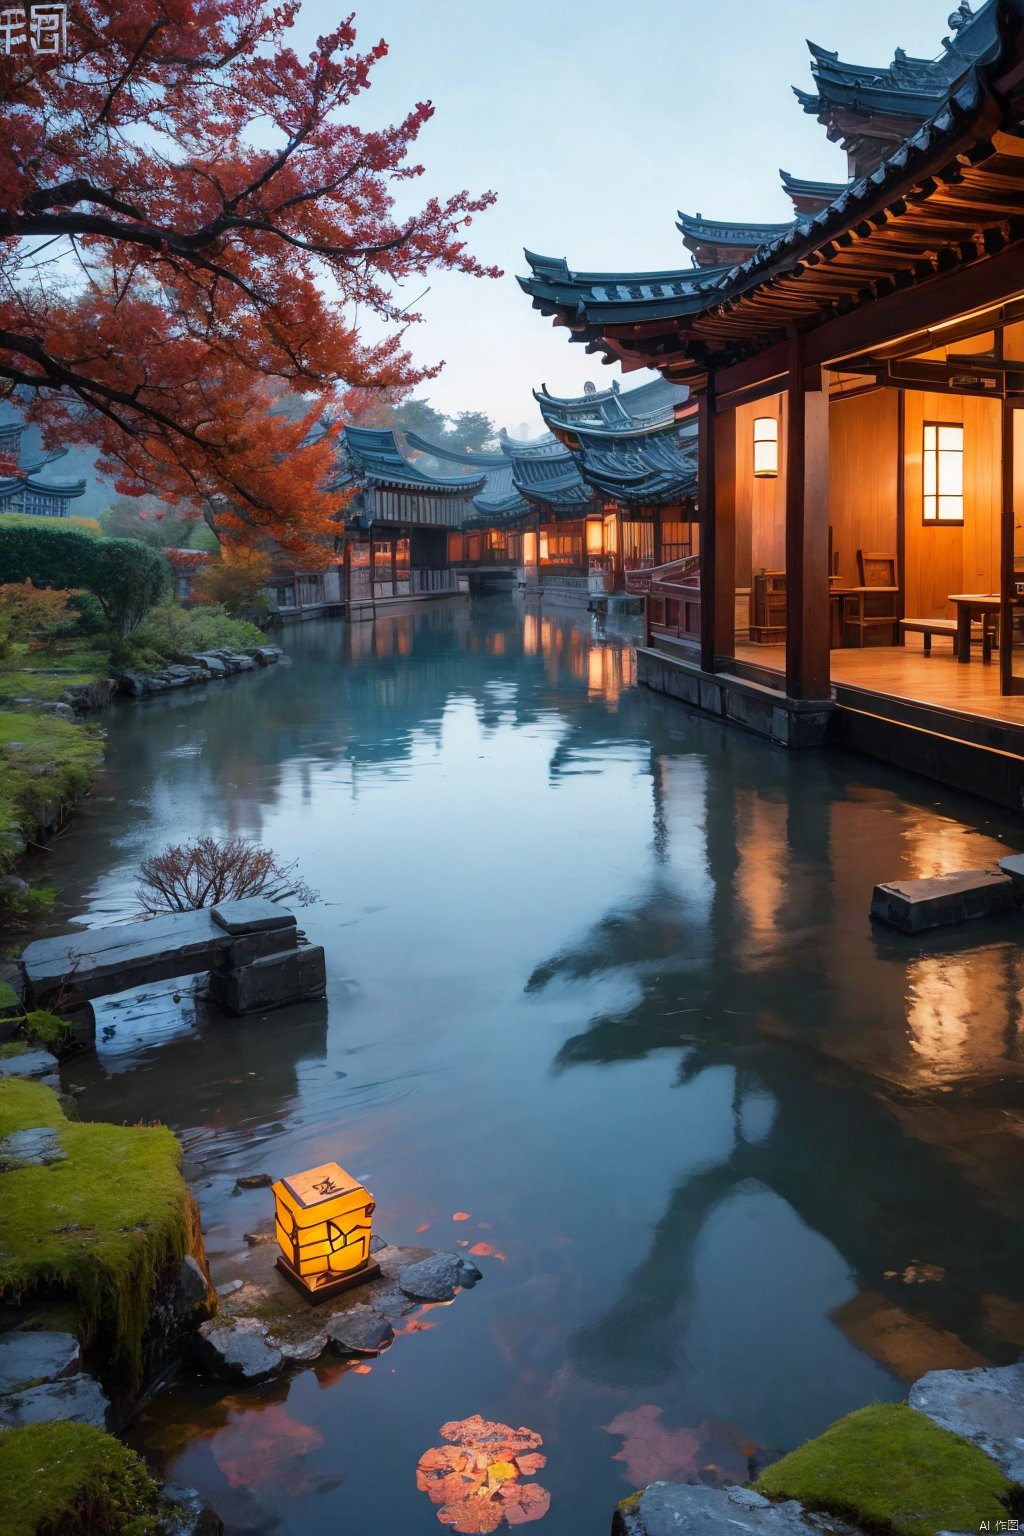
[22,1009,74,1055]
[0,707,104,846]
[0,1079,206,1390]
[755,1402,1016,1536]
[0,1422,161,1536]
[0,1040,26,1058]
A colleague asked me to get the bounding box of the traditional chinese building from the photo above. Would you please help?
[408,374,698,603]
[330,425,483,613]
[520,0,1024,809]
[0,401,86,519]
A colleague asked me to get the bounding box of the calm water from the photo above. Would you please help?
[40,598,1024,1535]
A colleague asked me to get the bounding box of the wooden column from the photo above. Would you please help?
[698,386,717,671]
[785,339,831,699]
[713,408,737,662]
[1000,395,1017,695]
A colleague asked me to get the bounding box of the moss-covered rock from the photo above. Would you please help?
[0,1421,161,1535]
[755,1401,1018,1536]
[0,1080,211,1392]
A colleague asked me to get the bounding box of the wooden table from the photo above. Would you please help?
[829,586,899,648]
[947,594,1000,664]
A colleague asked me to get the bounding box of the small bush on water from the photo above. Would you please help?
[136,834,318,914]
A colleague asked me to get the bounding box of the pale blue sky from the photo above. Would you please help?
[290,1,964,435]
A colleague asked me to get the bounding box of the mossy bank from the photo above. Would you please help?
[0,1080,212,1395]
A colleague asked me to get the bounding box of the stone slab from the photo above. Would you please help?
[624,1484,855,1536]
[211,899,297,935]
[0,1373,108,1428]
[0,1330,79,1391]
[0,1048,60,1086]
[997,853,1024,896]
[909,1362,1024,1483]
[870,869,1013,933]
[208,944,326,1015]
[0,1126,67,1170]
[21,902,298,1004]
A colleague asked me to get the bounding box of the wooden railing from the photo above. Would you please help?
[644,557,701,648]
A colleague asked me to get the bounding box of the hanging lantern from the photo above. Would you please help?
[753,416,779,478]
[272,1161,380,1302]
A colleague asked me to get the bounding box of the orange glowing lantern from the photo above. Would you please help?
[272,1161,380,1302]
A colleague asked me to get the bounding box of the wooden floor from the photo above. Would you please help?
[734,637,1024,728]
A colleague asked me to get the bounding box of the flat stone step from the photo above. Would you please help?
[21,899,298,1005]
[870,869,1013,933]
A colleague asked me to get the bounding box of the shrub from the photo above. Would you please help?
[90,539,171,635]
[0,581,80,650]
[137,834,318,913]
[194,550,271,618]
[123,601,264,663]
[55,590,108,638]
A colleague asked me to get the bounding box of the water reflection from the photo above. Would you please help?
[29,596,1024,1536]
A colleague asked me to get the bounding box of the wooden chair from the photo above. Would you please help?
[843,551,899,647]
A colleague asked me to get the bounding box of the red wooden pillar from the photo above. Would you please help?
[785,339,831,699]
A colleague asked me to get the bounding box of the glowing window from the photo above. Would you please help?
[923,422,964,524]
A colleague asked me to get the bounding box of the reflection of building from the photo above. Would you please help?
[524,723,1024,1394]
[0,400,86,518]
[520,0,1024,805]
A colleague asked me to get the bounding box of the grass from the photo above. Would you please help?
[0,1422,163,1536]
[0,1040,26,1059]
[755,1402,1018,1536]
[0,641,111,707]
[0,707,104,848]
[0,1079,208,1390]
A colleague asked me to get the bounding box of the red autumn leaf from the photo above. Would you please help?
[352,1364,372,1375]
[513,1454,546,1477]
[453,1212,472,1222]
[602,1405,702,1488]
[415,1223,431,1234]
[499,1482,551,1526]
[469,1243,493,1257]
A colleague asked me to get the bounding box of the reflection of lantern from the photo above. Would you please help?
[272,1161,380,1302]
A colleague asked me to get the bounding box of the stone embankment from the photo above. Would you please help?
[112,644,283,699]
[614,1364,1024,1536]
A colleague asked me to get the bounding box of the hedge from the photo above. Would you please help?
[0,522,170,634]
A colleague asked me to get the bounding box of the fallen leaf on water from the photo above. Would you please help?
[903,1263,945,1285]
[493,1252,507,1262]
[415,1223,431,1235]
[352,1364,372,1375]
[458,1240,470,1248]
[500,1482,551,1526]
[453,1212,472,1222]
[417,1417,550,1531]
[469,1243,493,1257]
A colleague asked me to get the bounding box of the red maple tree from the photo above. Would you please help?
[0,1,499,553]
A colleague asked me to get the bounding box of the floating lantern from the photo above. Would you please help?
[272,1161,380,1302]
